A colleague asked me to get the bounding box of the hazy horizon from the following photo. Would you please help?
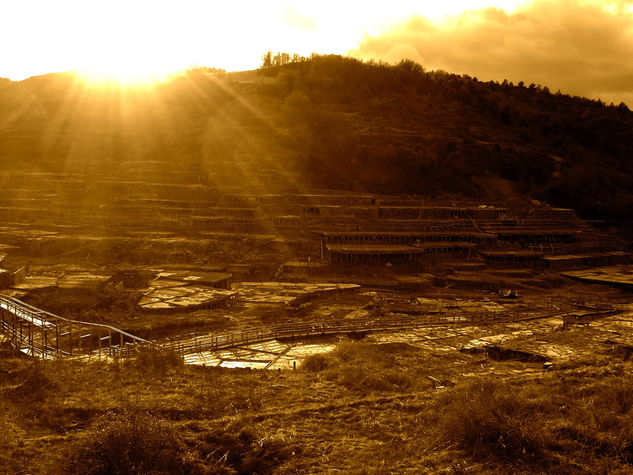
[2,1,633,105]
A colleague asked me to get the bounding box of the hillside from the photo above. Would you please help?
[3,56,633,474]
[4,323,633,473]
[1,56,633,225]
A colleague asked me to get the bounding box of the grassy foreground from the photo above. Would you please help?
[1,340,633,474]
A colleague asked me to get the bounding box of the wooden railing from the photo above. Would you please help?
[0,294,150,358]
[0,293,614,360]
[160,309,563,355]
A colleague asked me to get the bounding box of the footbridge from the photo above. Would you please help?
[161,313,489,356]
[1,293,475,359]
[1,293,601,362]
[0,295,149,358]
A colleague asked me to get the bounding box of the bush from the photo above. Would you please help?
[0,408,27,469]
[64,408,191,475]
[302,353,335,372]
[303,341,415,392]
[133,347,183,372]
[9,360,56,402]
[436,379,548,462]
[330,366,412,392]
[196,425,294,474]
[332,341,376,362]
[591,379,633,415]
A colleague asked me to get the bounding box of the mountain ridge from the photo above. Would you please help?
[0,55,632,227]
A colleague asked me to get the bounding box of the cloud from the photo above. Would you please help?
[350,0,633,106]
[283,5,318,31]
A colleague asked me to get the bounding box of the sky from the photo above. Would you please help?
[2,0,633,104]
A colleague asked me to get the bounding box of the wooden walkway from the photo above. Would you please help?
[160,309,562,355]
[0,293,613,361]
[0,295,149,358]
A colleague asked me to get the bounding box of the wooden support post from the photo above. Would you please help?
[28,323,33,357]
[12,312,17,347]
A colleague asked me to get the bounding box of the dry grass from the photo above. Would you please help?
[0,403,27,469]
[435,379,549,463]
[64,408,191,475]
[5,358,56,402]
[2,339,633,473]
[185,423,295,474]
[132,346,184,373]
[302,340,427,392]
[431,368,633,472]
[63,408,295,474]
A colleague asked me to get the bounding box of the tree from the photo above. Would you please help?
[261,51,273,69]
[272,52,291,67]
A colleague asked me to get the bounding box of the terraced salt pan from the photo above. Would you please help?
[181,303,633,371]
[462,330,535,351]
[219,360,270,369]
[234,282,360,305]
[138,286,235,311]
[57,273,111,289]
[182,339,337,369]
[11,276,58,290]
[267,342,338,370]
[562,265,633,287]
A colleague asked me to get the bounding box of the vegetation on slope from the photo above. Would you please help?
[1,55,633,222]
[258,54,633,221]
[2,337,633,473]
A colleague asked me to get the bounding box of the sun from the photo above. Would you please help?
[76,68,171,88]
[75,57,181,88]
[2,1,535,83]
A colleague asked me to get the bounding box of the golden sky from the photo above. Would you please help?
[2,1,632,104]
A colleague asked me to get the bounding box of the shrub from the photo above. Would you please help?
[0,408,26,469]
[197,424,294,474]
[332,341,378,362]
[133,347,183,372]
[591,379,633,415]
[64,408,191,475]
[561,374,633,464]
[302,353,335,372]
[330,366,412,392]
[303,341,415,392]
[9,359,56,402]
[436,378,548,462]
